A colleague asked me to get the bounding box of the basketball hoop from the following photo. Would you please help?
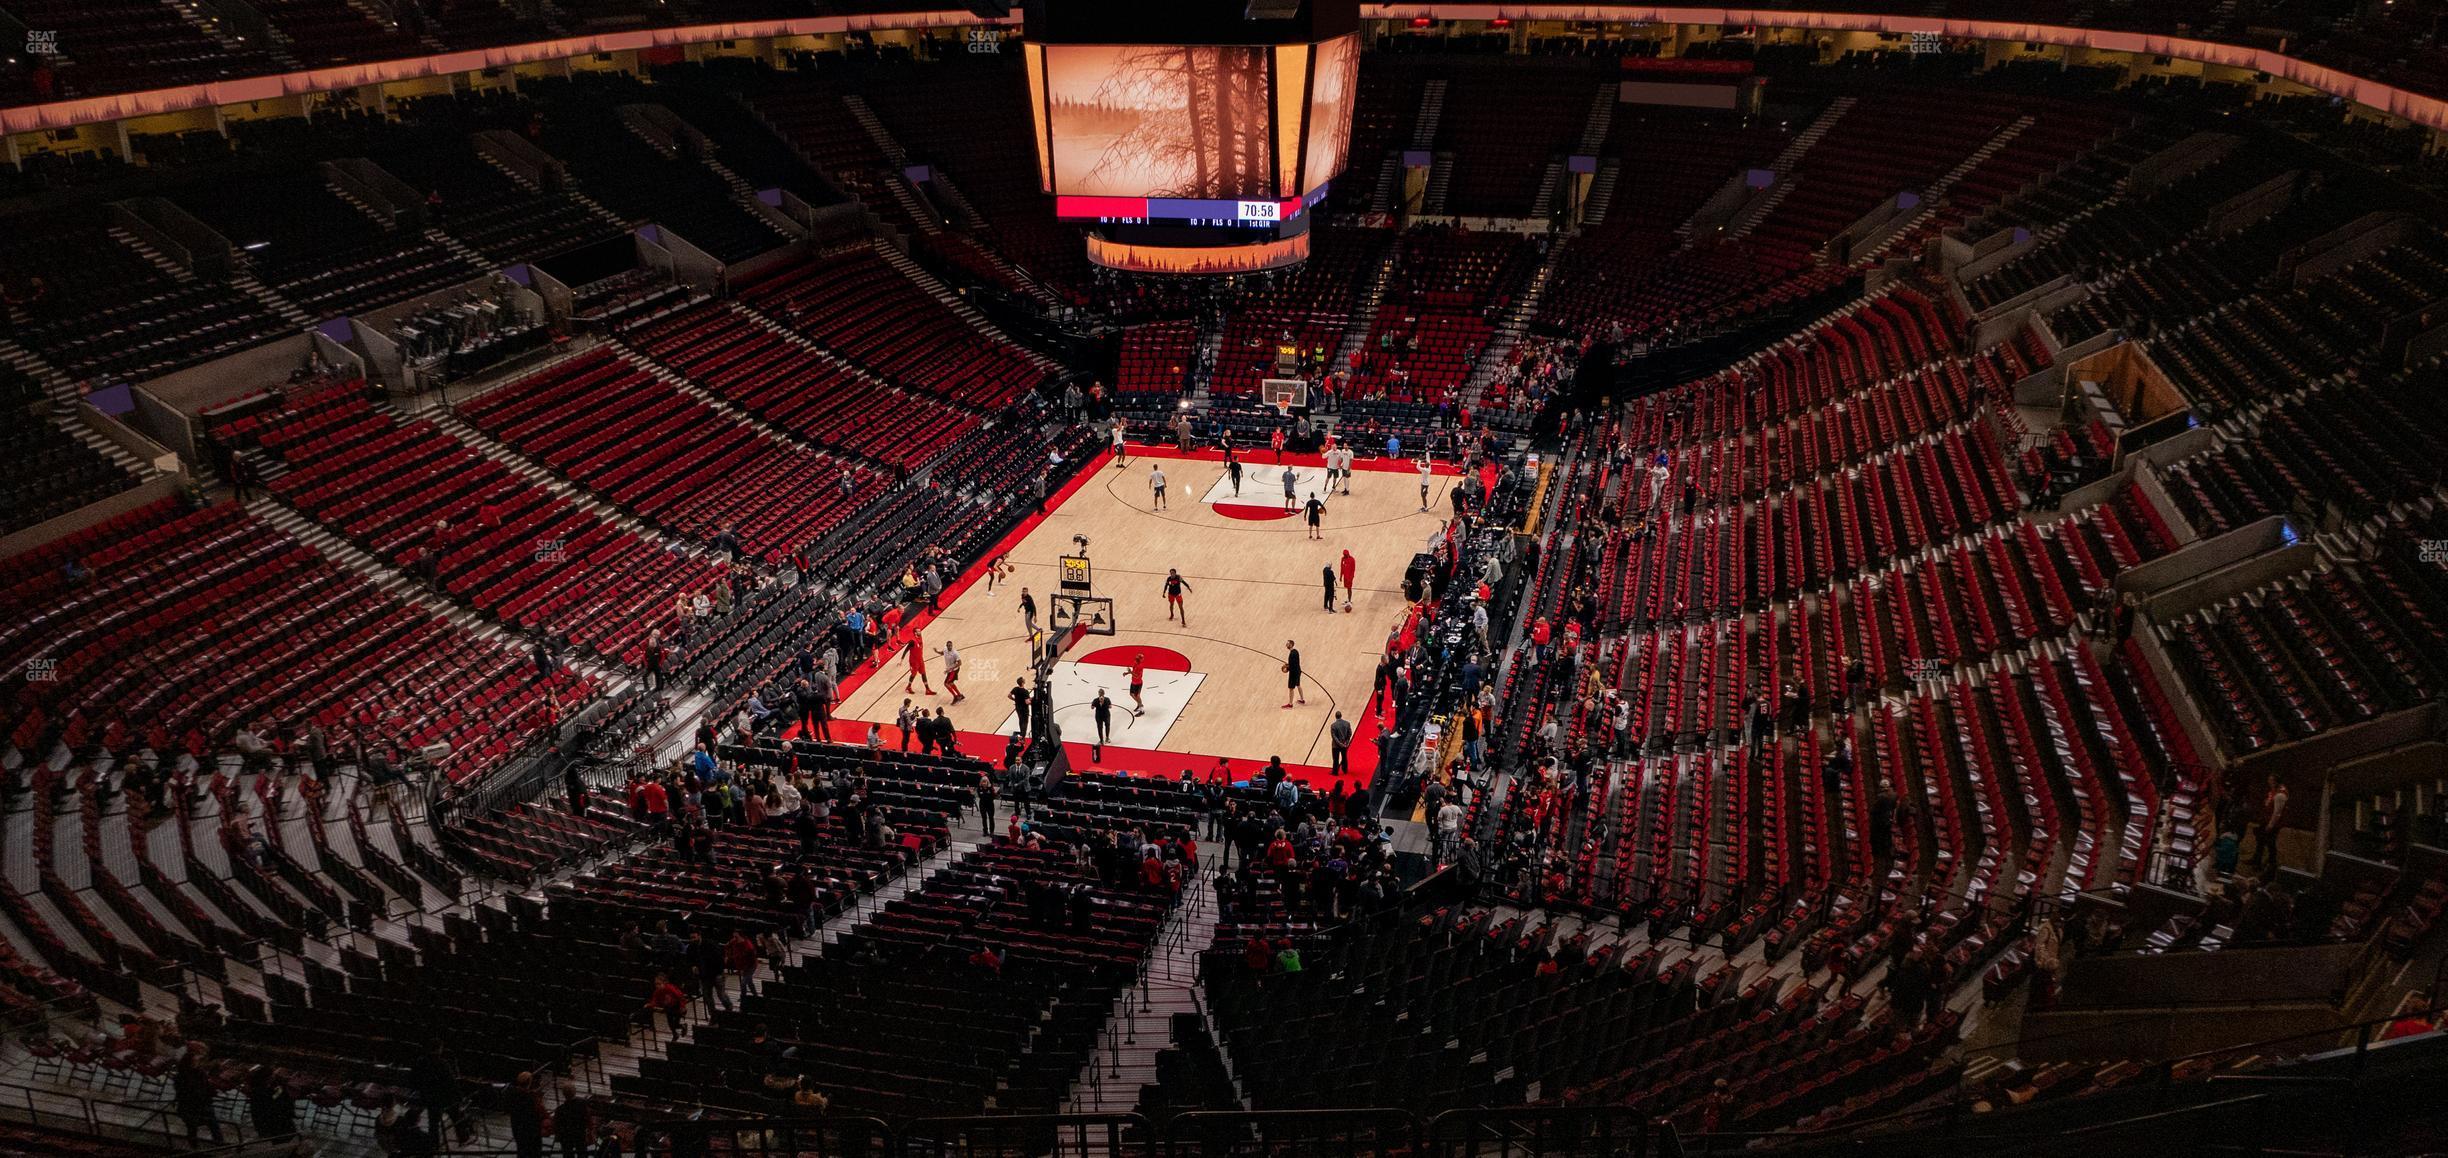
[1261,377,1308,415]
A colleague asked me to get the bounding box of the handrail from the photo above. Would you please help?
[0,1071,198,1150]
[1740,1010,2437,1143]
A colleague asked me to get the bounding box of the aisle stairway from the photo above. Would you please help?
[1062,860,1223,1115]
[1712,97,1856,243]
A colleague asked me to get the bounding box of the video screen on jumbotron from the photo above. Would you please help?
[1028,32,1358,204]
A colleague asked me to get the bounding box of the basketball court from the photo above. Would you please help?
[817,440,1459,789]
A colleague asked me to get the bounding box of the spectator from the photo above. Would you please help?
[2256,782,2289,874]
[245,1065,296,1141]
[688,931,730,1012]
[725,928,761,999]
[552,1080,593,1158]
[410,1038,471,1145]
[792,1077,830,1114]
[2382,994,2437,1041]
[172,1042,223,1144]
[507,1071,548,1158]
[646,971,689,1032]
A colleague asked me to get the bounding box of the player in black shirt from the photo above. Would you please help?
[1164,569,1194,625]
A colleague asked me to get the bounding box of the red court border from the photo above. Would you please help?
[781,442,1454,790]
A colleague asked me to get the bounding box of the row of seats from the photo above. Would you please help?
[0,209,287,383]
[240,380,721,666]
[1199,903,1960,1135]
[1322,52,1420,215]
[0,0,273,103]
[1116,320,1197,399]
[456,347,888,560]
[0,416,138,535]
[1550,631,2193,949]
[1551,88,2039,349]
[1597,419,2034,618]
[2161,366,2448,535]
[1211,227,1387,396]
[847,55,1094,304]
[180,170,484,321]
[366,134,625,267]
[1597,488,2169,727]
[1965,142,2281,312]
[2163,524,2448,755]
[1345,227,1539,400]
[518,75,792,265]
[1880,98,2128,255]
[619,301,981,473]
[1536,111,1795,338]
[1431,57,1601,217]
[621,838,1172,1122]
[249,0,397,66]
[738,245,1046,410]
[0,496,592,782]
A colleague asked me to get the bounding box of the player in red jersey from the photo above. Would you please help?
[904,630,933,696]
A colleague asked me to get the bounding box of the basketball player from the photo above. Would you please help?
[1304,494,1325,540]
[1339,445,1355,495]
[1281,640,1305,708]
[1226,453,1243,497]
[903,630,933,696]
[938,640,964,704]
[1128,652,1148,718]
[1281,465,1298,513]
[1418,456,1434,512]
[1164,569,1194,625]
[1111,417,1128,467]
[1149,463,1168,511]
[1019,587,1038,635]
[1339,549,1357,613]
[1091,689,1114,756]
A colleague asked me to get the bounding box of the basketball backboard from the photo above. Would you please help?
[1261,377,1308,412]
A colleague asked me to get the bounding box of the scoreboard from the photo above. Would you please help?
[1053,184,1328,226]
[1021,0,1359,273]
[1058,553,1094,592]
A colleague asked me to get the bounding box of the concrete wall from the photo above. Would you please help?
[2286,212,2417,287]
[2016,1005,2349,1064]
[2059,941,2362,1010]
[131,334,323,460]
[2124,522,2307,613]
[78,403,176,474]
